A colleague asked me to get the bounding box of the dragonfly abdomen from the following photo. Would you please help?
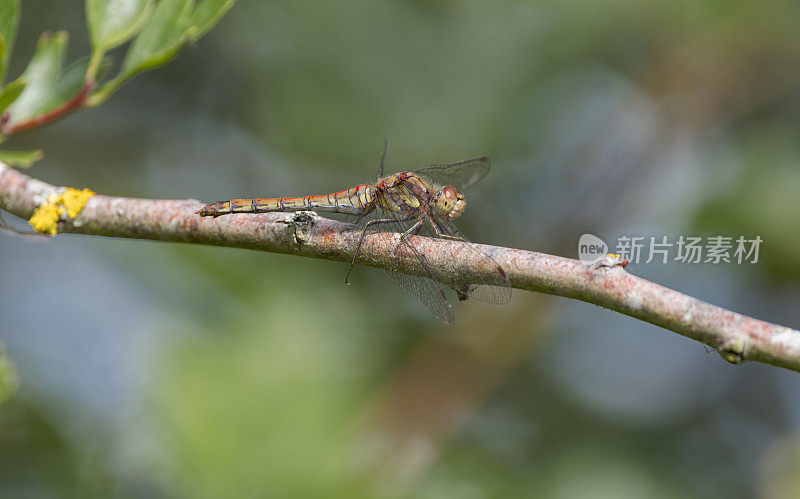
[197,185,373,217]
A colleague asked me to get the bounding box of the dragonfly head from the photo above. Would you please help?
[433,185,465,220]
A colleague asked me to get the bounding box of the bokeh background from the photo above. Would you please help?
[2,0,800,496]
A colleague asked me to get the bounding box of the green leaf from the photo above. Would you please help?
[56,58,91,104]
[86,0,153,53]
[0,148,42,168]
[5,31,68,125]
[0,75,24,113]
[187,0,236,42]
[86,0,236,107]
[120,0,193,78]
[54,56,111,104]
[0,0,20,84]
[1,33,105,129]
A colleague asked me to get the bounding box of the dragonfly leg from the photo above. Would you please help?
[398,219,433,277]
[399,218,424,242]
[427,217,466,242]
[345,217,398,285]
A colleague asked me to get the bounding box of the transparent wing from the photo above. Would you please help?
[423,215,512,305]
[349,208,455,325]
[412,157,491,191]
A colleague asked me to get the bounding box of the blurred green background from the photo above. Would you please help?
[2,0,800,497]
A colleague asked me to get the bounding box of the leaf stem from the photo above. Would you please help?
[85,49,105,82]
[84,74,128,109]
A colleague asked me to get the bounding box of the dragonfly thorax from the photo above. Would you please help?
[433,185,465,220]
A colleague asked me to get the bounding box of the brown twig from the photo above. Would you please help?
[1,162,799,371]
[1,80,94,135]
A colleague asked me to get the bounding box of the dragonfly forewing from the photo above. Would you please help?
[352,207,455,325]
[349,192,510,321]
[424,216,512,305]
[412,157,491,192]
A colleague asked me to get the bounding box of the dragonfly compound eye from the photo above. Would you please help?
[435,185,465,219]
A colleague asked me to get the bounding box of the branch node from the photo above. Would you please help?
[284,211,317,247]
[718,337,746,365]
[594,253,630,270]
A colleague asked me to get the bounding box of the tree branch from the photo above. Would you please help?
[2,162,799,372]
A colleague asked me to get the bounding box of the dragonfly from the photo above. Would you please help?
[197,145,511,324]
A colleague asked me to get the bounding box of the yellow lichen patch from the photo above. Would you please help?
[28,202,65,235]
[27,187,94,235]
[58,188,95,218]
